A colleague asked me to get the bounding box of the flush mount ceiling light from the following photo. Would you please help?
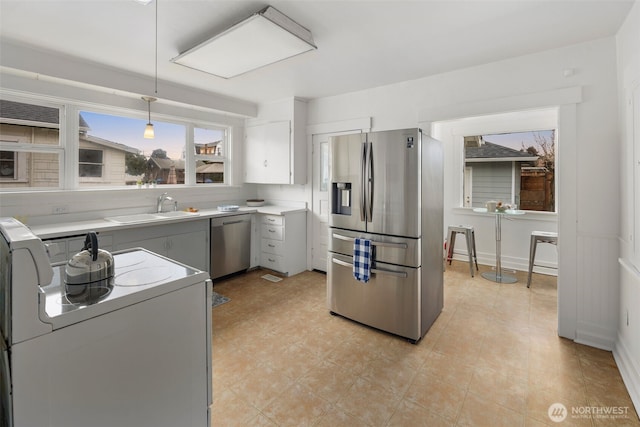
[142,96,156,139]
[171,6,316,79]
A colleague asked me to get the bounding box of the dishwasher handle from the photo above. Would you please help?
[222,219,248,226]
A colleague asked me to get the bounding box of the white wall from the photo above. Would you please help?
[615,0,640,413]
[296,37,621,350]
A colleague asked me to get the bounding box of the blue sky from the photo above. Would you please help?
[482,130,554,151]
[81,111,223,159]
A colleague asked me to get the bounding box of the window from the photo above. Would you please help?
[0,96,232,191]
[194,126,227,185]
[79,149,103,177]
[79,110,187,187]
[0,151,16,179]
[0,99,62,189]
[463,129,556,212]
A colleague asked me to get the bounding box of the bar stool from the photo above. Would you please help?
[527,231,558,288]
[446,225,479,277]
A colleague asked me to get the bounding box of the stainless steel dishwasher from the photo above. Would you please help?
[210,214,252,280]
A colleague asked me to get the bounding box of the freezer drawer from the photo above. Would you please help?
[327,252,421,341]
[329,228,420,268]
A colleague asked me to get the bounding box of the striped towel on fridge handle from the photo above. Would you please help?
[353,237,372,283]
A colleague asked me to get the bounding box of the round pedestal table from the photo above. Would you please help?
[473,208,525,283]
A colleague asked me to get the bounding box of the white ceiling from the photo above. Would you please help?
[0,0,634,106]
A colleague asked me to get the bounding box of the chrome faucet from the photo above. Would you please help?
[157,192,177,213]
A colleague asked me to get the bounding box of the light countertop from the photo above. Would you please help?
[29,205,306,239]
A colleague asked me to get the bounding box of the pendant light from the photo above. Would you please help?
[142,96,156,139]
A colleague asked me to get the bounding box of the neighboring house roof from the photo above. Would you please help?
[196,162,224,173]
[0,99,90,129]
[81,134,139,154]
[465,141,538,162]
[2,100,139,154]
[148,157,185,170]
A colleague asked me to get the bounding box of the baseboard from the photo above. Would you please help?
[575,326,616,351]
[447,251,558,275]
[614,335,640,417]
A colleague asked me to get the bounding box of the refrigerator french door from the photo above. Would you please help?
[328,128,443,343]
[329,130,422,237]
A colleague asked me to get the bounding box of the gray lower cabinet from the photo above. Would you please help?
[259,211,306,276]
[113,219,209,272]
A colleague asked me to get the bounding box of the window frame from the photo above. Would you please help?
[0,96,65,190]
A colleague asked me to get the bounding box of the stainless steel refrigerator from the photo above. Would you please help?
[327,128,443,343]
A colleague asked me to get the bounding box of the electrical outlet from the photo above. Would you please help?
[52,205,68,215]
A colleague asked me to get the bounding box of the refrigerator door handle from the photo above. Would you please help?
[332,233,408,249]
[331,257,409,279]
[366,141,373,222]
[360,142,367,222]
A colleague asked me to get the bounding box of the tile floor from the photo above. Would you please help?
[211,262,639,426]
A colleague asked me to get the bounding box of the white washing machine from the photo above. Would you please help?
[0,218,212,427]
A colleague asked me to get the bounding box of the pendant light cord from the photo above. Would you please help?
[154,0,158,94]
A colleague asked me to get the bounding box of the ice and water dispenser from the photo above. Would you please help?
[332,182,352,215]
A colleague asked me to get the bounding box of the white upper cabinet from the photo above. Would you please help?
[245,121,291,184]
[244,98,307,185]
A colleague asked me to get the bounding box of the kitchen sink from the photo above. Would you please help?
[105,213,162,224]
[155,211,200,219]
[105,211,200,224]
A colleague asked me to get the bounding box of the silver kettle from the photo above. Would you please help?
[65,232,114,286]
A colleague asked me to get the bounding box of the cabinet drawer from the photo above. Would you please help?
[261,215,284,226]
[261,253,285,272]
[261,238,284,255]
[261,224,284,241]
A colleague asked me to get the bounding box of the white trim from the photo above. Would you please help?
[306,117,371,135]
[419,86,582,123]
[614,335,640,416]
[575,325,616,351]
[511,162,517,206]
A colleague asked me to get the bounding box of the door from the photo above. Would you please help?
[328,133,366,232]
[367,128,421,237]
[311,134,330,271]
